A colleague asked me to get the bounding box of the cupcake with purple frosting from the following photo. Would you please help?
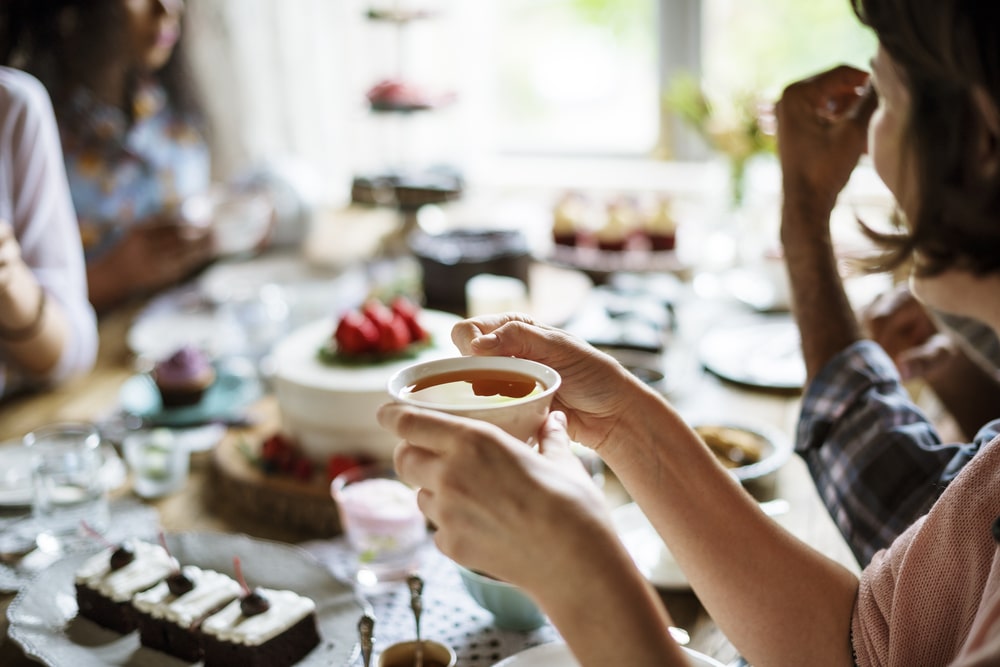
[153,346,216,408]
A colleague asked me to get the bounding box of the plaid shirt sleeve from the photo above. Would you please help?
[796,340,995,566]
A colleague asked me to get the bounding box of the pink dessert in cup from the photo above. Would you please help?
[331,467,427,581]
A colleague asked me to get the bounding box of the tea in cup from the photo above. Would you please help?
[387,356,561,442]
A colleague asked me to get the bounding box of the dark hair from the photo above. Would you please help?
[852,0,1000,277]
[0,0,201,126]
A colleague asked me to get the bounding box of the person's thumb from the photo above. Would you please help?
[537,411,574,461]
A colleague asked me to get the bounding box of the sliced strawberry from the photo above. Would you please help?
[390,296,428,342]
[376,314,412,353]
[361,299,394,327]
[335,311,379,355]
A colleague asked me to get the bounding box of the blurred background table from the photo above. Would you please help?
[0,219,860,666]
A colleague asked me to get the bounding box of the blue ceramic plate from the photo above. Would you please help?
[118,370,262,427]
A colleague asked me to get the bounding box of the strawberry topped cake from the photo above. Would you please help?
[272,296,460,463]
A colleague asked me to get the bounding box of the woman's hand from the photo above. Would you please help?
[88,214,216,311]
[775,64,877,217]
[117,215,215,292]
[450,313,649,451]
[383,406,612,591]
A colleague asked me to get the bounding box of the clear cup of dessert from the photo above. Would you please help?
[330,464,428,589]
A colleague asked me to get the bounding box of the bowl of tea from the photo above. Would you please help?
[386,356,561,442]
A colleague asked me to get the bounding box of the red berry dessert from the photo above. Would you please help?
[643,197,678,251]
[551,191,589,248]
[365,78,455,112]
[328,296,430,362]
[596,199,636,252]
[271,298,461,464]
[152,345,216,408]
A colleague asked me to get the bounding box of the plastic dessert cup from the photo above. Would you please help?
[331,464,427,588]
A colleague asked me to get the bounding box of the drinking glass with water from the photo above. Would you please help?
[24,422,109,553]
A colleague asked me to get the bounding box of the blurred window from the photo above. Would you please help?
[492,0,876,158]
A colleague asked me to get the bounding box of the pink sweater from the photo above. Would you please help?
[852,437,1000,666]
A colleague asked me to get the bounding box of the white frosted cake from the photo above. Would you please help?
[272,308,461,462]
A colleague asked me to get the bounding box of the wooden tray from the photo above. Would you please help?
[210,397,342,537]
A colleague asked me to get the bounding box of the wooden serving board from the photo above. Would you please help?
[209,397,342,537]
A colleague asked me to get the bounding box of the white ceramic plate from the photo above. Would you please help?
[6,531,360,667]
[698,317,805,391]
[612,502,690,591]
[493,641,725,667]
[0,440,126,508]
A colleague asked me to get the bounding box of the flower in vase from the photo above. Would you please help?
[665,73,776,207]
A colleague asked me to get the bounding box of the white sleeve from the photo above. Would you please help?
[0,67,97,389]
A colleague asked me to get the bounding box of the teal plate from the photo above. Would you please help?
[119,370,262,427]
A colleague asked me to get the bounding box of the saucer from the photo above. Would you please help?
[119,371,262,428]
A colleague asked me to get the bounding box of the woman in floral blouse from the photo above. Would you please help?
[3,0,215,313]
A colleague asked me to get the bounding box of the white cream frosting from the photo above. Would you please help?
[201,588,315,646]
[75,540,177,602]
[271,310,461,461]
[646,199,677,235]
[132,566,242,626]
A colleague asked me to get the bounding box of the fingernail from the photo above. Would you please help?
[473,333,499,349]
[551,411,567,427]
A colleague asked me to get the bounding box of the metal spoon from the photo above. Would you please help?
[407,573,424,667]
[358,613,375,667]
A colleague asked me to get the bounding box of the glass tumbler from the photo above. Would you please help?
[24,422,109,553]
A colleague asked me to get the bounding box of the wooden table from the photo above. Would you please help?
[0,260,860,666]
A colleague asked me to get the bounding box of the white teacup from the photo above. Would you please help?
[387,356,561,442]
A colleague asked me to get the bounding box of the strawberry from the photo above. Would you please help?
[376,314,412,353]
[361,299,394,327]
[334,311,378,355]
[360,300,408,353]
[390,296,428,342]
[326,454,360,482]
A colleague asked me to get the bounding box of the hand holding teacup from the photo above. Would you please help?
[380,342,611,591]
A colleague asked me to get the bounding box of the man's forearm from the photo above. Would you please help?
[781,197,863,381]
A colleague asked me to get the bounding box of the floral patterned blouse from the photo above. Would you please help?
[58,78,210,261]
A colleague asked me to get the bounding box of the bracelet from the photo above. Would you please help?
[0,287,47,342]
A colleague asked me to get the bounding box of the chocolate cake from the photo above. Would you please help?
[132,565,242,662]
[74,540,177,633]
[200,587,321,667]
